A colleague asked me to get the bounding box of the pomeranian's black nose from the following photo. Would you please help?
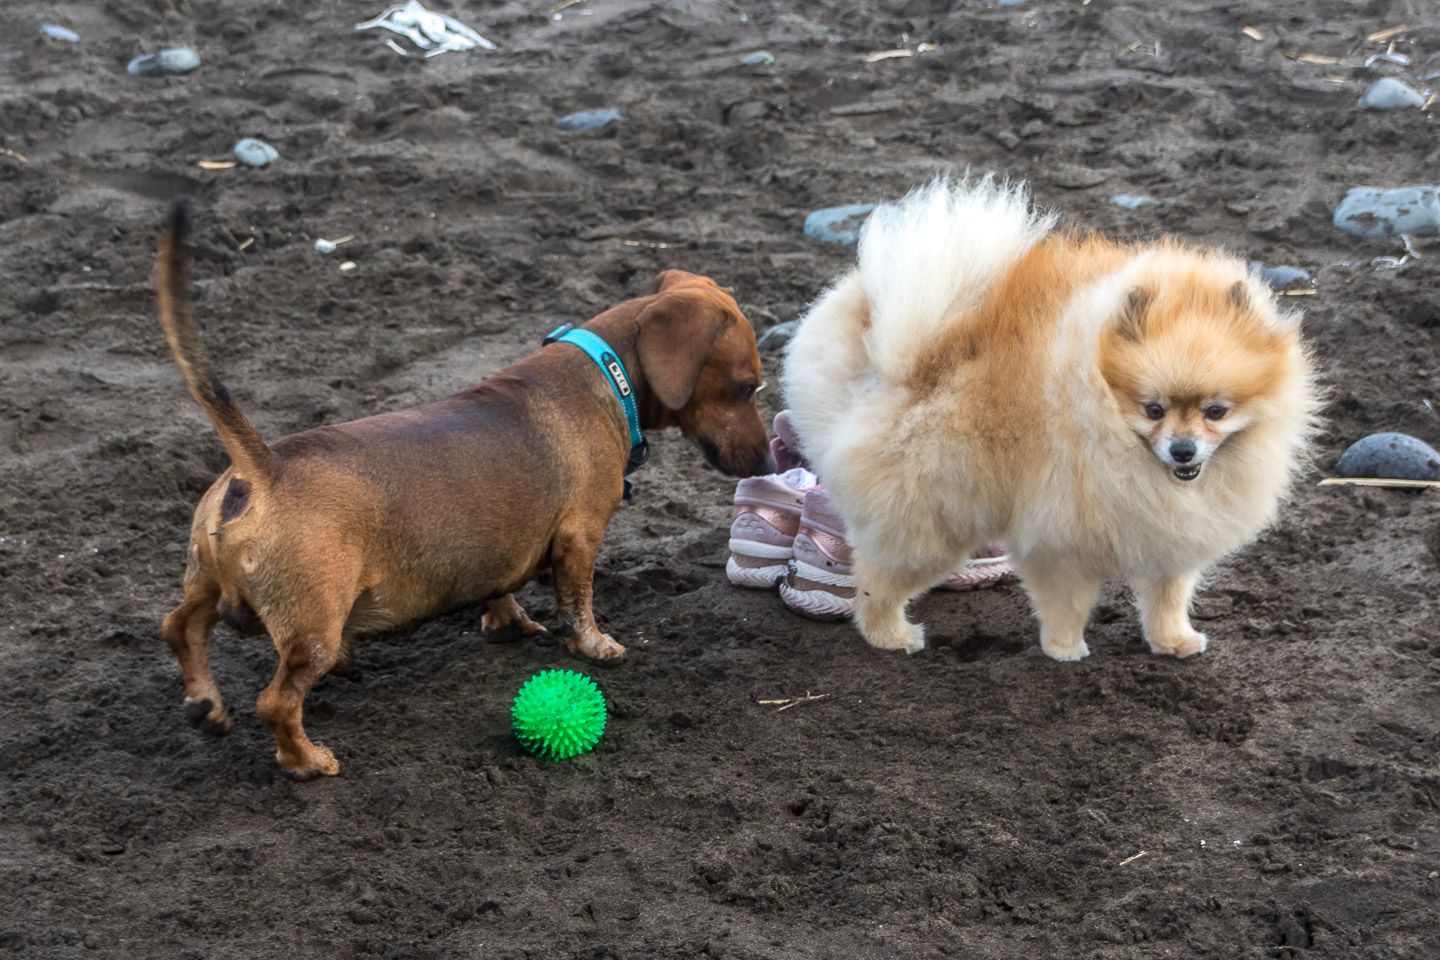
[1170,438,1197,463]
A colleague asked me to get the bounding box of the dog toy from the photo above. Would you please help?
[511,670,607,761]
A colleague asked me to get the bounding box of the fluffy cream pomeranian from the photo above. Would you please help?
[781,177,1318,660]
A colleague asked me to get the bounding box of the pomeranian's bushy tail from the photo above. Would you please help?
[857,175,1055,380]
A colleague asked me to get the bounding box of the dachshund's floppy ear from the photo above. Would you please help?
[636,292,730,410]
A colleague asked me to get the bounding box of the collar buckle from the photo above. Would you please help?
[542,322,575,346]
[626,438,650,473]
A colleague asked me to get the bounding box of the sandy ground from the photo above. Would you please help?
[2,1,1439,957]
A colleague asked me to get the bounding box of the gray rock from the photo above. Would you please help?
[233,138,279,168]
[38,22,79,42]
[1110,194,1160,209]
[740,51,775,66]
[126,48,201,77]
[1247,261,1314,291]
[1333,186,1440,238]
[1357,77,1427,110]
[803,203,875,245]
[1335,432,1440,481]
[556,108,622,132]
[1049,164,1110,190]
[757,321,797,350]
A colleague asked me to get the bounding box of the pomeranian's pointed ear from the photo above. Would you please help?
[1228,280,1251,313]
[1116,288,1153,342]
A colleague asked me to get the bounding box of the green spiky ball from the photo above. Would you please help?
[511,669,607,761]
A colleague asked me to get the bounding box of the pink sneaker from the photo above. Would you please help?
[779,487,1014,621]
[726,468,818,589]
[938,543,1015,590]
[778,486,855,620]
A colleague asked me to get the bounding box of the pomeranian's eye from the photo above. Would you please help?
[1204,404,1229,421]
[1143,402,1165,421]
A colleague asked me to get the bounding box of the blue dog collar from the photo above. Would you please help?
[543,323,649,475]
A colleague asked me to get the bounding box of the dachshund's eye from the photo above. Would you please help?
[1143,402,1165,421]
[1204,404,1229,421]
[736,382,758,401]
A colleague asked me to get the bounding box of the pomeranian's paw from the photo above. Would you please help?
[863,620,926,655]
[1148,629,1209,659]
[1041,636,1091,662]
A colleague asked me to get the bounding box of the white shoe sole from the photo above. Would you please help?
[790,559,854,588]
[727,538,793,560]
[726,555,789,589]
[938,554,1014,590]
[778,581,854,621]
[779,560,856,621]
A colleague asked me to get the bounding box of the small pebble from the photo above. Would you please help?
[233,138,279,168]
[556,108,622,132]
[1247,261,1314,292]
[1357,77,1427,110]
[803,203,876,246]
[1335,432,1440,482]
[314,239,338,254]
[998,0,1027,5]
[38,22,80,42]
[994,130,1021,150]
[1333,186,1440,238]
[1365,50,1411,68]
[1049,164,1110,190]
[339,261,357,272]
[1110,194,1160,209]
[126,47,201,77]
[740,51,775,66]
[757,321,797,350]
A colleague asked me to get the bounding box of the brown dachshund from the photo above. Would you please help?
[155,204,771,778]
